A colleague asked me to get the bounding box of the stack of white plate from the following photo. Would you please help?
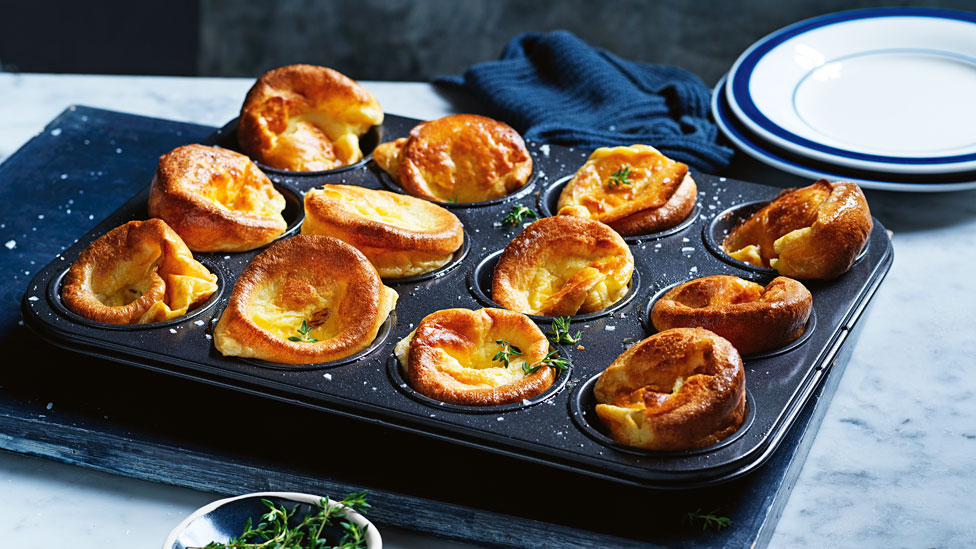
[713,7,976,192]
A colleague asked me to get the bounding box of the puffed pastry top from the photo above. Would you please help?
[61,218,218,324]
[723,179,872,279]
[302,184,463,278]
[373,114,532,203]
[238,64,383,172]
[557,144,697,236]
[492,215,634,316]
[148,144,287,252]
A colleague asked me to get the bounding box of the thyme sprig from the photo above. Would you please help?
[494,340,571,374]
[547,317,581,345]
[522,349,571,374]
[195,491,371,549]
[288,320,318,343]
[502,204,538,226]
[607,164,633,189]
[493,339,523,368]
[685,508,732,532]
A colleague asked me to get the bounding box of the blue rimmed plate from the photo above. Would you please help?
[713,75,976,192]
[726,8,976,174]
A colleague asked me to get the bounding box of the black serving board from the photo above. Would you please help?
[20,111,891,490]
[2,106,892,547]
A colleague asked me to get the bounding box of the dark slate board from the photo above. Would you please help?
[0,106,884,548]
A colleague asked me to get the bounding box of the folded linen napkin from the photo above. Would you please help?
[435,30,733,173]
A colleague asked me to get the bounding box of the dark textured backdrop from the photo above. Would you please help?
[1,0,973,85]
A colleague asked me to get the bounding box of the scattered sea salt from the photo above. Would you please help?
[50,128,62,136]
[604,325,616,331]
[539,144,550,157]
[690,266,698,273]
[115,148,122,154]
[60,174,68,180]
[204,334,212,340]
[4,240,15,250]
[28,296,38,302]
[169,328,177,334]
[492,222,503,228]
[681,247,695,253]
[37,214,44,219]
[194,320,205,327]
[496,417,504,422]
[324,373,333,380]
[46,402,53,410]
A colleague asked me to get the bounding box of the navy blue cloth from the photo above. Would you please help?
[435,31,733,173]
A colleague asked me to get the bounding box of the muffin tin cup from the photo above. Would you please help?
[386,349,573,414]
[46,258,226,332]
[639,278,819,360]
[537,175,703,243]
[704,200,871,274]
[22,113,894,489]
[570,373,757,457]
[210,118,383,178]
[466,249,641,323]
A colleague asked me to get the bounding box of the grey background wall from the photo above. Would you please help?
[1,0,973,86]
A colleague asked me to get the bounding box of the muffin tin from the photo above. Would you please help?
[21,113,892,489]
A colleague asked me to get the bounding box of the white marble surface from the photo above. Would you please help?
[1,73,975,548]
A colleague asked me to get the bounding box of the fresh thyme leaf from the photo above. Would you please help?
[607,164,633,189]
[501,204,538,226]
[685,508,732,532]
[289,320,318,343]
[547,317,581,345]
[492,339,523,368]
[190,492,371,549]
[448,193,460,203]
[523,349,571,374]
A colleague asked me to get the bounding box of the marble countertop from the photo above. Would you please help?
[1,73,975,548]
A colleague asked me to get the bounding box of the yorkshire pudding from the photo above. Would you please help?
[372,114,532,203]
[594,327,746,451]
[148,144,287,252]
[557,145,697,235]
[61,219,218,325]
[394,307,555,406]
[214,235,397,364]
[492,216,634,316]
[651,275,812,355]
[722,180,873,279]
[302,184,464,278]
[238,64,383,172]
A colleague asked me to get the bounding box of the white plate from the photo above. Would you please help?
[726,8,976,174]
[713,76,976,192]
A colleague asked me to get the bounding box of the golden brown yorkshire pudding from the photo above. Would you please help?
[61,219,218,325]
[557,145,697,235]
[394,308,555,406]
[722,180,873,279]
[238,64,383,172]
[594,327,746,451]
[148,144,287,252]
[302,185,464,278]
[214,235,397,365]
[372,114,532,203]
[492,216,634,316]
[651,275,812,355]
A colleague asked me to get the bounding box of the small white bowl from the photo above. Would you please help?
[163,491,382,549]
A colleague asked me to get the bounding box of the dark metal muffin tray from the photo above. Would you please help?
[21,113,892,489]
